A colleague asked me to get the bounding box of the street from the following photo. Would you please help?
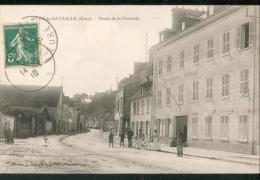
[0,129,258,173]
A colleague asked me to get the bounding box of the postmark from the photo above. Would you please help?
[4,23,41,67]
[4,43,56,92]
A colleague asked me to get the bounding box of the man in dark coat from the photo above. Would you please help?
[177,131,184,157]
[119,131,125,148]
[3,123,8,144]
[109,131,114,148]
[127,128,133,148]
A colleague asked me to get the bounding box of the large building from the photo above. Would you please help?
[151,6,259,154]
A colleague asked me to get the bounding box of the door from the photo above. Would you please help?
[176,115,188,143]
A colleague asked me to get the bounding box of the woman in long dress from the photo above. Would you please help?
[152,130,161,151]
[136,129,144,149]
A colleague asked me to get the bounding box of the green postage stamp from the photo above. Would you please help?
[4,23,40,67]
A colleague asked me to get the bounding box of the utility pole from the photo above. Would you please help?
[145,33,148,62]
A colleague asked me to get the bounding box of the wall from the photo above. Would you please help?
[153,6,259,154]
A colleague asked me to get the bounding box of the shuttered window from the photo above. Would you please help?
[236,22,254,49]
[240,69,249,97]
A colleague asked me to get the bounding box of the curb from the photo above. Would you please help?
[158,149,259,166]
[102,134,258,166]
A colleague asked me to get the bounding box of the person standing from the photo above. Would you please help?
[127,128,133,148]
[3,123,8,144]
[152,130,161,151]
[137,129,144,149]
[119,131,125,148]
[177,130,184,157]
[109,131,114,148]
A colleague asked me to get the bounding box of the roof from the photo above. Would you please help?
[0,84,62,109]
[151,6,239,50]
[130,82,152,101]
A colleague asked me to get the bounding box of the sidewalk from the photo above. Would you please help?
[102,131,259,166]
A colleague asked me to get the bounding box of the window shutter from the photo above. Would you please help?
[236,26,242,49]
[249,22,255,46]
[240,71,244,94]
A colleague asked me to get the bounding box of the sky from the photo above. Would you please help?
[0,5,207,97]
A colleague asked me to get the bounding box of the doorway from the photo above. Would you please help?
[176,115,188,143]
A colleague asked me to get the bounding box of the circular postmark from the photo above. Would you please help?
[5,43,56,92]
[21,15,58,63]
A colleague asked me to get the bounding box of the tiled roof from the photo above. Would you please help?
[0,84,62,109]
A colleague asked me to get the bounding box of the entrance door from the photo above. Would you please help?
[176,115,188,143]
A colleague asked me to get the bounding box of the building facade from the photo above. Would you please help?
[151,6,259,154]
[130,80,153,139]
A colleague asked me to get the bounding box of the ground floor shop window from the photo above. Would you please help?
[238,115,248,142]
[205,116,212,139]
[220,116,229,140]
[192,117,198,138]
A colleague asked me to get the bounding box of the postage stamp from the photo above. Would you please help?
[4,23,40,67]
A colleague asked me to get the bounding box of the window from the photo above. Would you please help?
[205,116,212,139]
[221,116,229,140]
[192,117,198,138]
[146,98,150,113]
[240,69,249,97]
[158,60,163,75]
[238,115,248,141]
[193,44,199,64]
[179,51,184,68]
[192,81,199,101]
[145,121,149,135]
[117,100,120,111]
[166,56,172,72]
[178,85,184,103]
[222,74,230,97]
[157,90,162,106]
[206,78,213,99]
[165,119,170,137]
[166,87,171,104]
[223,32,230,54]
[207,38,214,59]
[156,119,161,135]
[133,102,136,115]
[137,101,139,115]
[141,100,144,114]
[237,22,254,49]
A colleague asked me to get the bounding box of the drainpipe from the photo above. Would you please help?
[251,5,258,155]
[151,48,157,137]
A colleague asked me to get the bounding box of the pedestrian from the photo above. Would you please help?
[127,128,133,148]
[119,131,125,148]
[3,123,8,144]
[136,129,144,149]
[177,130,184,157]
[152,130,161,151]
[109,131,114,148]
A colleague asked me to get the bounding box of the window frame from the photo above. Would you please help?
[193,44,200,64]
[179,51,184,68]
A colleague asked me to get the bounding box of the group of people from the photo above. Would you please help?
[108,128,185,157]
[3,123,14,144]
[109,128,134,148]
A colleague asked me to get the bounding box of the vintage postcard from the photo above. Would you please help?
[0,5,259,174]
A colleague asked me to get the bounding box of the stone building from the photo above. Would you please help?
[130,79,153,139]
[151,6,259,154]
[114,62,148,134]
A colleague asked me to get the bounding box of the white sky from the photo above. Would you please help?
[0,5,207,97]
